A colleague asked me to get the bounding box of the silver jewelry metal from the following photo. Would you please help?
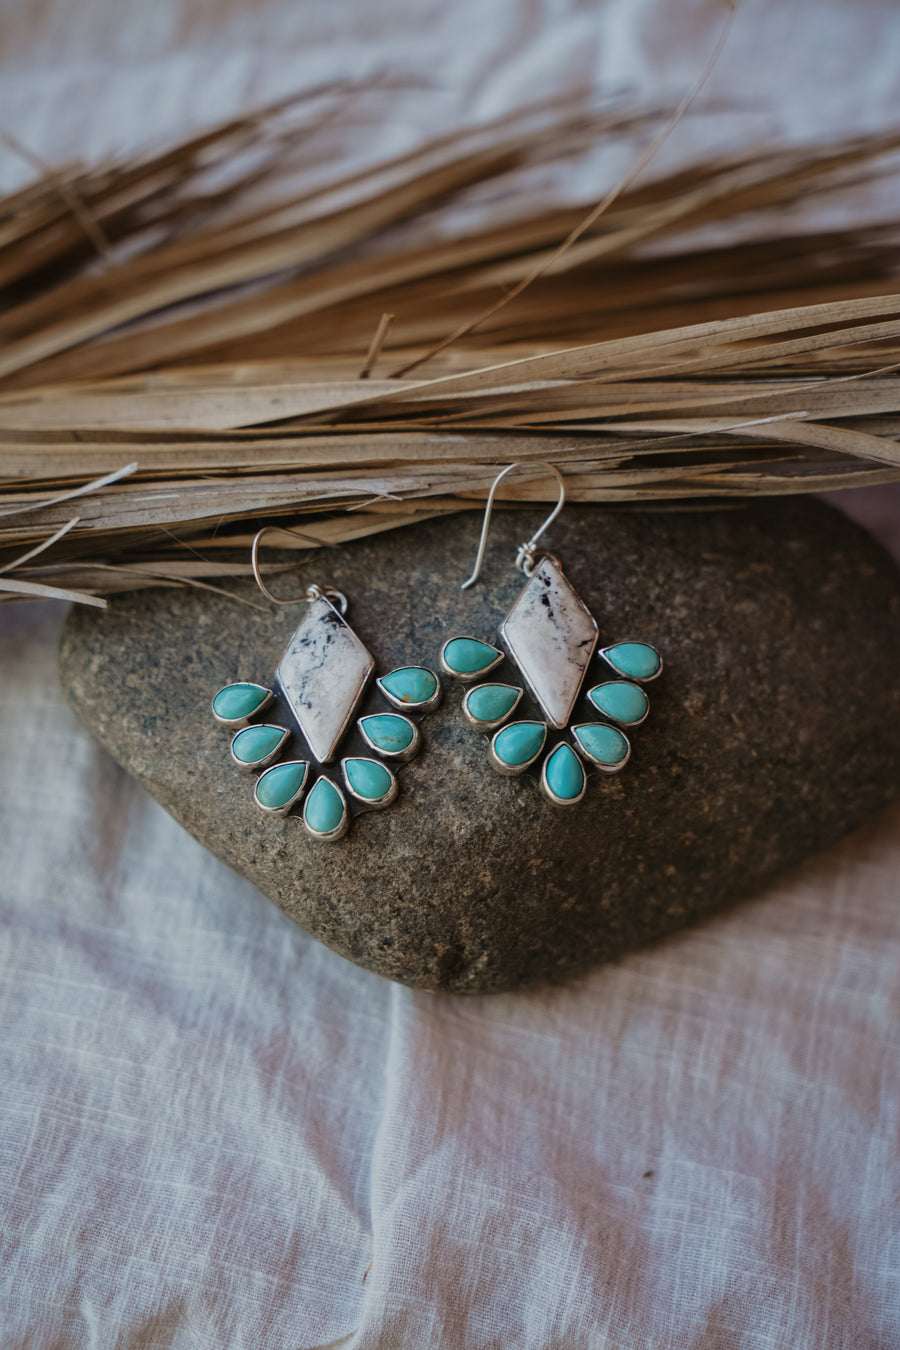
[460,462,566,591]
[211,528,440,840]
[443,463,662,806]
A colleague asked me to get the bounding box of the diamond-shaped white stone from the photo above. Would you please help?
[276,598,374,764]
[499,558,598,729]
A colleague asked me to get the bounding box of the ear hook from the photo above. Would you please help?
[460,462,566,591]
[251,525,348,613]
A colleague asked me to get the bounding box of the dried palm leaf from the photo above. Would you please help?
[1,87,899,605]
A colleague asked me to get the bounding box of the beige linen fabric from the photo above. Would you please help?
[1,2,900,1345]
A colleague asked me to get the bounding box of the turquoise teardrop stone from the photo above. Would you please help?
[465,683,520,724]
[360,714,415,754]
[345,757,394,802]
[545,743,586,800]
[602,642,661,681]
[255,760,307,809]
[573,723,629,765]
[380,666,437,705]
[304,777,345,834]
[212,682,270,722]
[493,721,546,767]
[442,637,500,677]
[231,724,287,765]
[589,681,649,725]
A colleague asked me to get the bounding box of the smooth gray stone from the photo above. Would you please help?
[59,500,900,993]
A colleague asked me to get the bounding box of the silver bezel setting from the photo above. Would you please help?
[571,723,632,774]
[488,720,547,776]
[376,667,442,714]
[462,682,524,732]
[540,744,588,806]
[587,681,650,728]
[211,683,274,729]
[302,778,350,842]
[358,714,421,763]
[230,724,290,771]
[439,636,504,684]
[599,642,663,683]
[253,759,310,816]
[341,757,399,810]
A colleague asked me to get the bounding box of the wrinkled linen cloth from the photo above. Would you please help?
[2,1,900,1345]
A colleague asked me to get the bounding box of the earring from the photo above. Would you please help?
[210,528,440,841]
[440,463,662,805]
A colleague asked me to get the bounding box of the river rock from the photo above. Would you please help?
[59,500,900,993]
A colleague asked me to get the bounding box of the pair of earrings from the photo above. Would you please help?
[211,464,662,841]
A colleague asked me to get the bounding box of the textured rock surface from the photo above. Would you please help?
[59,500,900,993]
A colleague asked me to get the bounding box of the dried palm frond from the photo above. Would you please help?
[1,89,899,606]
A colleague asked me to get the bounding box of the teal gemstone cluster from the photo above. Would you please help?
[213,650,438,840]
[444,613,661,806]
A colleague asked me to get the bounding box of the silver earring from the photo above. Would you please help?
[210,528,440,841]
[439,463,662,806]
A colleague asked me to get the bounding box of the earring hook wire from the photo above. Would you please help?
[460,462,566,591]
[251,525,347,613]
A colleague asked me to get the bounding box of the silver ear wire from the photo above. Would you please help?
[460,462,567,591]
[251,526,347,612]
